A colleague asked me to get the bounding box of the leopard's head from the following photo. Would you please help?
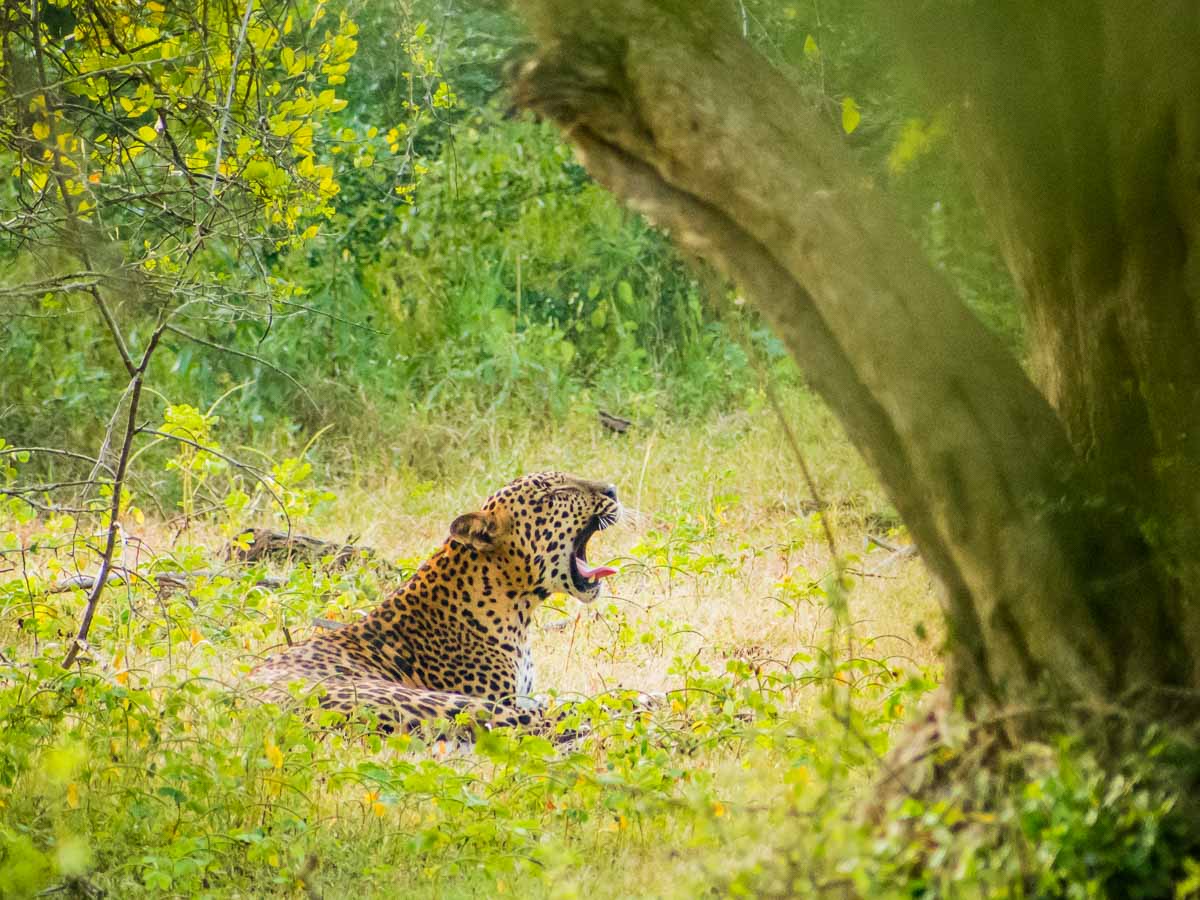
[448,471,621,603]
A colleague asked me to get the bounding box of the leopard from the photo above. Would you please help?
[250,471,621,737]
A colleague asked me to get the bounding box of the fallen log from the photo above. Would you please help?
[598,410,633,433]
[225,528,397,572]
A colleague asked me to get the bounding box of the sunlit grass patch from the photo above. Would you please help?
[0,412,941,897]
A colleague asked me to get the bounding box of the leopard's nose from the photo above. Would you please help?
[601,484,618,501]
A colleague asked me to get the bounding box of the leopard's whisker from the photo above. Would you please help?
[615,506,649,528]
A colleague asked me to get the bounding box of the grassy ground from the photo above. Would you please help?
[0,391,944,898]
[313,396,940,702]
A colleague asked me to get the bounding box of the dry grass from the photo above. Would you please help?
[0,396,951,899]
[31,394,943,709]
[260,399,944,708]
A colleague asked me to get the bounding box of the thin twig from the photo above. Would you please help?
[90,289,136,376]
[62,378,141,667]
[50,568,286,593]
[62,324,167,668]
[209,0,255,200]
[721,291,841,563]
[0,272,104,299]
[87,379,135,489]
[764,379,839,563]
[0,447,116,478]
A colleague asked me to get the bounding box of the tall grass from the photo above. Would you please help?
[1,403,942,898]
[6,406,1193,898]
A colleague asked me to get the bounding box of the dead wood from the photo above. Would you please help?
[598,410,633,433]
[225,527,400,573]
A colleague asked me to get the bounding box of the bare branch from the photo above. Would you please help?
[50,567,286,594]
[89,289,137,377]
[0,272,105,299]
[62,369,144,668]
[0,447,116,478]
[209,0,256,201]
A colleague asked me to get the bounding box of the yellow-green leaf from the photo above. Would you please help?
[264,736,284,769]
[281,46,303,76]
[803,34,820,61]
[136,125,158,143]
[887,117,947,175]
[841,97,861,135]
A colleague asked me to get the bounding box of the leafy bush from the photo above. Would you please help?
[1,0,1021,478]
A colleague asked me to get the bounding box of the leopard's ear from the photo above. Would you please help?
[449,507,511,553]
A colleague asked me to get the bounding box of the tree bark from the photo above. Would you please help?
[886,2,1200,691]
[509,1,1200,716]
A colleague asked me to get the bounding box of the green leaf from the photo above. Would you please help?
[617,281,634,307]
[803,34,820,61]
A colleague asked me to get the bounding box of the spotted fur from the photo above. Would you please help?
[251,472,620,736]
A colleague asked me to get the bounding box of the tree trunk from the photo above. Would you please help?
[509,0,1200,720]
[887,2,1200,694]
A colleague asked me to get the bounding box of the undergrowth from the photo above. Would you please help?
[0,444,924,898]
[3,415,1199,898]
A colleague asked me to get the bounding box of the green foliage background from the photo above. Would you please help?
[1,0,1018,479]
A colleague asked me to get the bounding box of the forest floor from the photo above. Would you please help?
[306,400,939,710]
[0,398,943,898]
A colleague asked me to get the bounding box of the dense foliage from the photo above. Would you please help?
[1,0,1016,470]
[3,428,1199,897]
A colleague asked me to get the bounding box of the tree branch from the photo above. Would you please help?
[62,321,166,668]
[509,2,1131,702]
[209,0,255,201]
[62,371,143,668]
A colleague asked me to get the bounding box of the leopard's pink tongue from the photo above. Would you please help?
[575,557,618,580]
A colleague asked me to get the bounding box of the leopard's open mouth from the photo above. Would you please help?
[570,513,618,592]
